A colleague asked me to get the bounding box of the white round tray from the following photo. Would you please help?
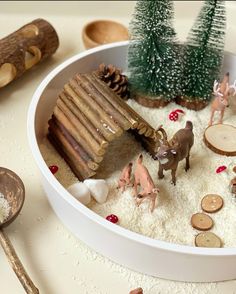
[27,41,236,282]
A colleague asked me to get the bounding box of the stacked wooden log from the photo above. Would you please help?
[48,72,162,181]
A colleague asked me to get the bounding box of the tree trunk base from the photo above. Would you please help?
[175,96,209,111]
[204,124,236,156]
[133,92,170,108]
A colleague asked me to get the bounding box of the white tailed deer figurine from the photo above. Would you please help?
[209,72,236,125]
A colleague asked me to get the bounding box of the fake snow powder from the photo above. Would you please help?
[0,192,10,223]
[40,101,236,247]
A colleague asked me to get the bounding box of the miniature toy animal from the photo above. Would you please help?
[231,177,236,197]
[117,162,133,193]
[133,154,159,213]
[129,288,143,294]
[209,72,236,125]
[154,121,194,185]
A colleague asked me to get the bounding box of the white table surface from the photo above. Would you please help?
[0,1,236,293]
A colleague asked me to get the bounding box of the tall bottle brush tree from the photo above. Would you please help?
[178,0,226,110]
[128,0,181,108]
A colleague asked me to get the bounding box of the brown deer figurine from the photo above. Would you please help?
[209,72,236,125]
[133,154,159,213]
[154,121,194,185]
[117,162,133,193]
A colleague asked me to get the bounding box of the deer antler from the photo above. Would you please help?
[229,80,236,96]
[156,125,169,145]
[213,80,219,93]
[213,80,223,96]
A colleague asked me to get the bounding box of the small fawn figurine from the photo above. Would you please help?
[209,72,236,125]
[117,162,133,193]
[133,154,159,213]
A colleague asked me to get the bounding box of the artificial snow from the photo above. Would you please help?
[40,101,236,247]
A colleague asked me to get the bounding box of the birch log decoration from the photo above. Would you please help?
[0,19,59,88]
[204,124,236,156]
[48,73,164,180]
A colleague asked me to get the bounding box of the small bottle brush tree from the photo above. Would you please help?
[178,0,226,110]
[128,0,181,108]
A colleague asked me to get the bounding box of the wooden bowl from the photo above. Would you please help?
[82,20,129,49]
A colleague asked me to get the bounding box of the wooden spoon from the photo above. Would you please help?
[0,167,39,294]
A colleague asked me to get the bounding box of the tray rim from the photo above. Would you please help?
[27,40,236,257]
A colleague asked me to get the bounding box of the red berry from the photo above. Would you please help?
[49,165,59,174]
[216,165,227,173]
[106,214,119,224]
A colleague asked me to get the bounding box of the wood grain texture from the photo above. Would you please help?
[175,96,209,111]
[48,74,165,180]
[0,230,39,294]
[204,124,236,156]
[0,18,59,88]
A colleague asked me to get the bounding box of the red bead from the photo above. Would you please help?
[216,165,227,173]
[106,214,119,224]
[49,165,59,174]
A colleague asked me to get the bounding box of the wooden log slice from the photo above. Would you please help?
[133,92,169,108]
[175,96,208,111]
[204,124,236,156]
[195,232,222,248]
[191,213,214,231]
[201,194,224,213]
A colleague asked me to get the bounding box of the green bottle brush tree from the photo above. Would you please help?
[176,0,226,110]
[128,0,226,111]
[127,0,181,108]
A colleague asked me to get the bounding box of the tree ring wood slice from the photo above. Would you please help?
[191,213,214,231]
[204,124,236,156]
[133,93,170,108]
[201,194,224,213]
[195,232,222,248]
[175,96,208,111]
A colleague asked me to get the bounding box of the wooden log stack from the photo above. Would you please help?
[48,72,163,181]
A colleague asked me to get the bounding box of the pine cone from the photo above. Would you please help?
[95,63,130,100]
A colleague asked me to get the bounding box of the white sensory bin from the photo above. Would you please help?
[28,41,236,282]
